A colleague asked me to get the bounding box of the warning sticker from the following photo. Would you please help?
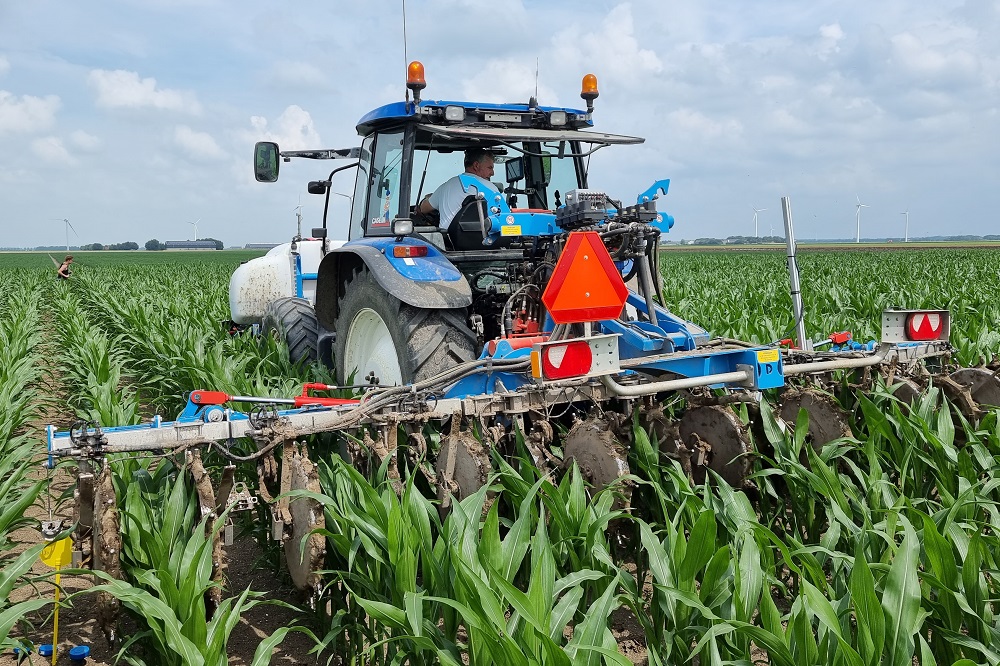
[500,225,522,237]
[756,349,780,363]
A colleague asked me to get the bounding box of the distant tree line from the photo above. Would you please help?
[80,241,140,251]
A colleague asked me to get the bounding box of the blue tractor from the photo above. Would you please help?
[48,62,962,596]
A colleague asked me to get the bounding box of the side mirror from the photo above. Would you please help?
[311,227,327,239]
[254,142,280,182]
[308,180,329,195]
[392,217,414,238]
[505,157,524,183]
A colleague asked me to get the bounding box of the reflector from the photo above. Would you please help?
[906,312,945,340]
[541,342,593,379]
[392,245,429,258]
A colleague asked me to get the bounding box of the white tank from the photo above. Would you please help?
[228,239,345,324]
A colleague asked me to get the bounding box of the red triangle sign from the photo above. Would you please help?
[542,231,629,324]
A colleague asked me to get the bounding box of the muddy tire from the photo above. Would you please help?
[263,297,319,365]
[333,266,476,385]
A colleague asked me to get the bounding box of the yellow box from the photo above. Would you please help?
[500,225,522,237]
[756,349,780,363]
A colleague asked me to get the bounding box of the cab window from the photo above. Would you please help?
[348,136,374,241]
[364,130,404,236]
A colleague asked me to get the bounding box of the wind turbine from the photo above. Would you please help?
[900,210,909,243]
[752,206,767,239]
[855,195,869,243]
[51,218,78,251]
[188,218,201,241]
[293,203,303,238]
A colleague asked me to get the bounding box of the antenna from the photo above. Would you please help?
[52,218,78,251]
[535,57,539,101]
[900,210,909,242]
[401,0,409,104]
[752,206,767,239]
[188,218,200,241]
[855,195,869,243]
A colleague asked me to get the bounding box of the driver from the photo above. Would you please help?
[418,147,499,229]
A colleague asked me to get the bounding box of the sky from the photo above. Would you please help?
[1,0,998,248]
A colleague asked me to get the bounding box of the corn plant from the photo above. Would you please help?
[89,457,303,665]
[309,454,631,664]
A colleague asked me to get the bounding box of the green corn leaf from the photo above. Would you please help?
[961,531,986,639]
[921,513,957,590]
[527,503,556,635]
[550,586,585,643]
[788,600,819,666]
[479,498,502,576]
[736,533,763,624]
[679,509,717,583]
[566,579,621,666]
[850,544,884,666]
[881,517,921,666]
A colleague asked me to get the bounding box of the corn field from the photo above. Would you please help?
[1,247,999,665]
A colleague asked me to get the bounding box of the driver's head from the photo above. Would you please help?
[464,148,495,179]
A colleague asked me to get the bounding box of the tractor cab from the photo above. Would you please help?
[253,62,646,256]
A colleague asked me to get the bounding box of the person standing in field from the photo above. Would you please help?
[56,255,73,280]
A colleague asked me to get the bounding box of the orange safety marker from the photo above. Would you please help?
[542,231,629,324]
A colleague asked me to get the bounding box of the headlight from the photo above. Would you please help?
[548,110,567,126]
[445,105,465,121]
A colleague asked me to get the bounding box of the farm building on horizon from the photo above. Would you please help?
[164,240,219,250]
[244,243,279,249]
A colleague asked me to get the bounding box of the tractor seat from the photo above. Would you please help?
[447,195,511,251]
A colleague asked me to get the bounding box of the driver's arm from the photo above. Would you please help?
[418,194,434,214]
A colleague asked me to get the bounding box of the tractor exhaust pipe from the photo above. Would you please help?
[782,197,812,351]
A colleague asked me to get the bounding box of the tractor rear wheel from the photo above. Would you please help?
[263,297,319,365]
[333,266,476,385]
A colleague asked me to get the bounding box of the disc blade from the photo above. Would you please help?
[679,405,751,487]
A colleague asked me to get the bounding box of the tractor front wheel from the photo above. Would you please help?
[333,266,476,386]
[262,297,319,366]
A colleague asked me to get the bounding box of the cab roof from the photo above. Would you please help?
[356,100,595,136]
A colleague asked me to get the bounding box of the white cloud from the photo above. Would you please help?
[0,56,9,77]
[88,69,201,113]
[817,23,845,58]
[31,136,76,165]
[174,125,226,161]
[70,130,101,151]
[551,4,663,85]
[890,32,980,87]
[0,91,60,134]
[245,105,321,150]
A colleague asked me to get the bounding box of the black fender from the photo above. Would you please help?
[314,244,472,330]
